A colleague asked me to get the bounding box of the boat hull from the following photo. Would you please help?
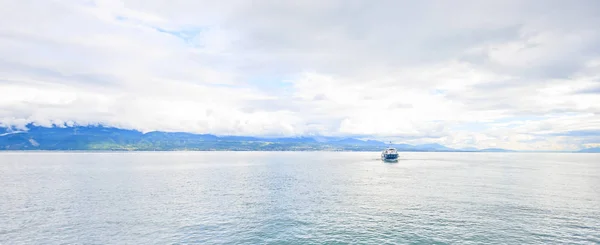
[381,153,399,161]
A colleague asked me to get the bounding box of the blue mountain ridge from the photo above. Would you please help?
[0,124,518,152]
[578,147,600,153]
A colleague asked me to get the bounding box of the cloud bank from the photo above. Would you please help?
[1,0,599,150]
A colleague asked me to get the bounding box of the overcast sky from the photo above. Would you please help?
[1,0,599,150]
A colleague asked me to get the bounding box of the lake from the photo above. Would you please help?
[1,152,599,244]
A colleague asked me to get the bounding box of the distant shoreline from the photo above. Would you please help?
[0,150,591,153]
[2,125,597,153]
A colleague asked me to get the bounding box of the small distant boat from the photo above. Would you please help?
[381,147,399,162]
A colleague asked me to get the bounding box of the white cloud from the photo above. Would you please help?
[1,0,599,150]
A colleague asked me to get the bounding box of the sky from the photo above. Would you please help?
[0,0,599,151]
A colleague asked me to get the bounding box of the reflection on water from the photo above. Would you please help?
[1,152,599,244]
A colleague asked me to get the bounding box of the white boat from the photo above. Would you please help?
[381,147,399,161]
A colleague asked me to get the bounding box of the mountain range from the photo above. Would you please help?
[577,147,600,153]
[0,124,556,152]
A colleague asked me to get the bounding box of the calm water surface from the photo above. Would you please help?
[1,152,599,244]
